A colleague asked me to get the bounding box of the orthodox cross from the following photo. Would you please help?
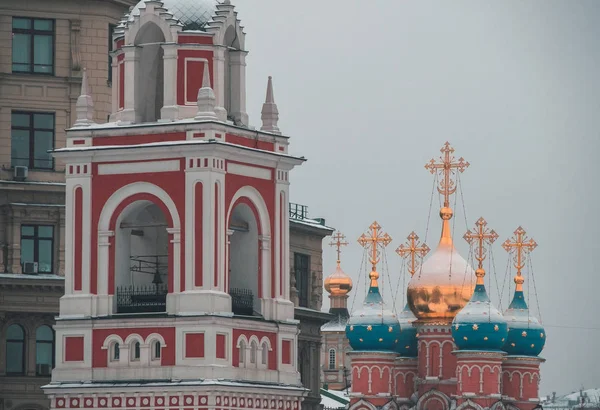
[424,141,470,209]
[329,231,349,265]
[357,221,392,273]
[463,217,499,284]
[396,231,430,276]
[502,226,537,291]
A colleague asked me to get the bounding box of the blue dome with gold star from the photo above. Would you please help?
[452,283,508,351]
[502,288,546,356]
[346,271,400,351]
[395,303,418,357]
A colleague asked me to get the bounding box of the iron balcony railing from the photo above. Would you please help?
[229,287,254,316]
[289,203,308,221]
[116,284,168,313]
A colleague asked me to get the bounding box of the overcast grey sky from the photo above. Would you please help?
[234,0,600,397]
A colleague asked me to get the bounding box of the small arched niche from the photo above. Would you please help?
[115,200,169,313]
[134,22,165,123]
[228,202,260,316]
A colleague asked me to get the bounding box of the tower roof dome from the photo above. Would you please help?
[130,0,219,31]
[324,264,353,296]
[452,283,508,351]
[346,271,400,352]
[502,288,546,356]
[396,303,418,357]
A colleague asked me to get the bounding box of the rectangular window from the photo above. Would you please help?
[294,253,310,308]
[11,111,55,169]
[12,17,54,74]
[21,225,54,273]
[108,23,116,85]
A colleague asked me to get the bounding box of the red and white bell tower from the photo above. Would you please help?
[44,1,306,408]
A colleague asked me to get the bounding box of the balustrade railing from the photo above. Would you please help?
[116,284,168,313]
[229,287,254,316]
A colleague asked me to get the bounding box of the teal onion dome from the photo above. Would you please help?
[452,284,508,351]
[346,272,400,351]
[502,288,546,356]
[396,303,418,357]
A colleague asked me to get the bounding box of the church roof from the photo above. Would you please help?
[130,0,218,31]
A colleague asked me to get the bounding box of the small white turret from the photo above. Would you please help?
[260,76,280,134]
[195,62,218,121]
[73,68,96,127]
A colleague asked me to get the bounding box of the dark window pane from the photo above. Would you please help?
[33,35,53,66]
[12,33,31,64]
[34,113,54,129]
[36,342,53,374]
[34,19,53,31]
[11,129,30,167]
[12,113,30,127]
[21,239,34,264]
[6,342,24,374]
[13,18,31,30]
[7,324,24,340]
[38,226,53,238]
[36,325,53,341]
[21,225,35,236]
[38,240,52,273]
[34,130,53,168]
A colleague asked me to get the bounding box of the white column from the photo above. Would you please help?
[160,44,179,121]
[109,51,120,121]
[120,46,140,123]
[228,50,248,125]
[95,230,114,317]
[276,171,291,300]
[259,235,271,300]
[225,229,234,292]
[213,48,227,121]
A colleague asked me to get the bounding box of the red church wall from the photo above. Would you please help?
[185,333,205,358]
[177,50,214,106]
[92,327,176,368]
[92,132,185,146]
[225,133,275,152]
[195,182,203,287]
[177,35,213,45]
[64,336,84,362]
[74,187,83,291]
[231,329,276,370]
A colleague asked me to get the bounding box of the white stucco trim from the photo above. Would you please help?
[98,160,180,175]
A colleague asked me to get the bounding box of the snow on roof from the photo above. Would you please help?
[290,217,334,233]
[0,180,66,186]
[0,273,64,281]
[320,388,349,409]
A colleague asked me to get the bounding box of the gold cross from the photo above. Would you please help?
[502,226,537,291]
[463,217,499,284]
[425,142,470,209]
[357,221,392,274]
[396,231,430,276]
[329,231,349,264]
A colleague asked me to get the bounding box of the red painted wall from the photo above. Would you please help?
[177,49,214,106]
[74,187,83,291]
[92,327,176,368]
[178,35,213,45]
[92,132,184,146]
[281,340,291,365]
[225,133,275,152]
[64,336,84,362]
[185,333,205,358]
[195,182,203,287]
[216,334,226,359]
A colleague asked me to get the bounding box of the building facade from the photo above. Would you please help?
[0,2,137,410]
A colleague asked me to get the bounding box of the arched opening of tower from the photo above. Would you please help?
[114,201,169,313]
[134,22,165,123]
[228,202,260,316]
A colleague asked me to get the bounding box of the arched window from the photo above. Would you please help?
[6,324,25,374]
[152,341,161,360]
[238,340,246,365]
[35,325,54,376]
[329,348,336,370]
[111,342,120,361]
[261,343,268,366]
[250,341,258,364]
[131,341,141,361]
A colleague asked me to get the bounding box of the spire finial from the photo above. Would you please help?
[424,142,470,245]
[463,217,499,285]
[260,76,281,134]
[396,231,430,276]
[73,68,96,127]
[502,226,537,291]
[329,231,349,266]
[195,62,217,121]
[357,222,392,287]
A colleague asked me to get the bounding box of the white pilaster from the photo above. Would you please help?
[160,43,179,121]
[213,47,227,121]
[228,50,248,125]
[120,46,140,124]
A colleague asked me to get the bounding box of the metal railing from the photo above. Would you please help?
[289,203,308,220]
[229,287,254,316]
[116,284,168,313]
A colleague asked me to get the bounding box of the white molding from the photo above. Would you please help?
[98,160,180,175]
[227,163,271,180]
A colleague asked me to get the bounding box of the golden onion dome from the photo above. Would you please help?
[324,262,353,296]
[406,207,476,323]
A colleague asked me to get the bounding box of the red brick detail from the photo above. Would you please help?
[216,334,226,359]
[70,398,81,408]
[225,133,275,151]
[193,132,205,138]
[83,397,94,408]
[195,182,203,286]
[278,146,285,151]
[182,395,195,406]
[185,333,205,358]
[55,398,66,408]
[74,187,83,291]
[73,139,86,145]
[97,398,109,408]
[65,336,84,362]
[282,339,292,364]
[215,133,222,139]
[178,34,213,45]
[168,396,179,406]
[112,398,122,407]
[139,397,152,407]
[154,396,167,406]
[177,49,213,105]
[92,132,184,147]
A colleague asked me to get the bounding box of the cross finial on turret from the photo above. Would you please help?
[195,62,217,121]
[73,68,96,127]
[357,222,392,286]
[260,76,281,134]
[425,142,470,211]
[464,217,499,284]
[502,226,537,291]
[396,231,430,277]
[329,231,349,265]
